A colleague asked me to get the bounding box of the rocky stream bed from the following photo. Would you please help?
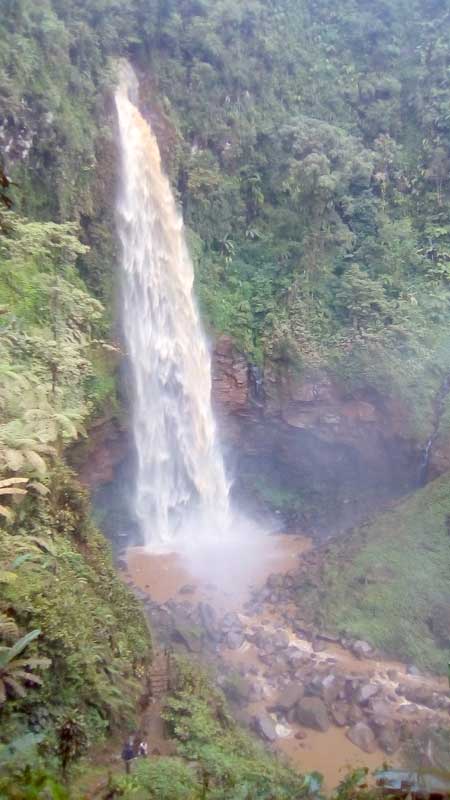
[122,534,450,789]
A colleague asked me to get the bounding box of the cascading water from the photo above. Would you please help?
[115,65,230,548]
[418,374,450,487]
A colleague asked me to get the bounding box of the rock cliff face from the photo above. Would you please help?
[211,336,424,529]
[70,417,128,490]
[75,335,450,534]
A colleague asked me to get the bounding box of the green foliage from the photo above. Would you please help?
[0,628,50,706]
[298,471,450,673]
[116,758,200,800]
[0,211,118,524]
[156,656,317,800]
[3,0,450,788]
[0,764,69,800]
[0,467,151,752]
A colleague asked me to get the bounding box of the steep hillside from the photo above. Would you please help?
[297,471,450,673]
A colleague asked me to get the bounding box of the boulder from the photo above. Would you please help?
[317,631,340,644]
[223,675,253,704]
[347,704,365,724]
[222,612,243,632]
[321,673,345,704]
[331,701,350,727]
[352,640,374,659]
[233,708,253,729]
[347,722,377,753]
[370,698,393,719]
[356,682,379,706]
[272,629,291,650]
[179,584,196,595]
[406,664,421,676]
[296,697,330,732]
[286,646,309,668]
[272,683,304,712]
[198,602,217,639]
[248,683,265,702]
[267,573,285,590]
[253,713,278,742]
[402,685,436,708]
[226,631,245,650]
[172,624,203,653]
[377,725,401,755]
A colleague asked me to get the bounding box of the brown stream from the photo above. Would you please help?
[125,533,446,790]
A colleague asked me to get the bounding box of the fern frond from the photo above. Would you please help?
[2,448,24,471]
[28,481,49,496]
[3,675,26,697]
[0,478,28,487]
[0,614,18,640]
[23,450,47,474]
[0,505,15,522]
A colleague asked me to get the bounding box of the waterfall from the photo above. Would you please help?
[115,65,230,548]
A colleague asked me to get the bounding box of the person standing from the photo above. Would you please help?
[138,740,148,758]
[121,737,135,774]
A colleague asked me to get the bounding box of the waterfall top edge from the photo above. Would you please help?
[116,59,139,105]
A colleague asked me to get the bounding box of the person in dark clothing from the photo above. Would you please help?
[121,737,135,774]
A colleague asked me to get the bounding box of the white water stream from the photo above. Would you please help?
[115,65,229,548]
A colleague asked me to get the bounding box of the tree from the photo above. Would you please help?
[335,264,391,332]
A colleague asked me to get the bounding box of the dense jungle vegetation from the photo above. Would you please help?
[4,0,450,431]
[2,0,450,794]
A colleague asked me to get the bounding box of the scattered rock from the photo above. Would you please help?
[296,697,330,732]
[406,665,421,677]
[347,722,377,753]
[387,669,398,681]
[179,584,196,595]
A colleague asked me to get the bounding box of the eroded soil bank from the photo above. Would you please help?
[123,532,449,790]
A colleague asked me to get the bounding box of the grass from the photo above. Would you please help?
[300,472,450,673]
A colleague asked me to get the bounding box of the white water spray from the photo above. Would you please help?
[115,65,230,548]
